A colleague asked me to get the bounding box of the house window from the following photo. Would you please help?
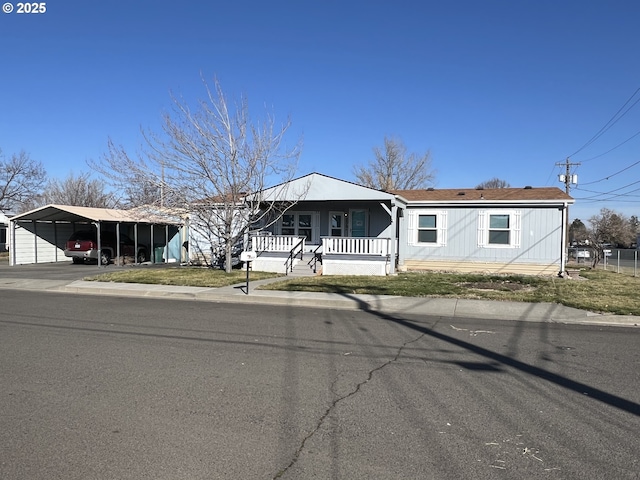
[330,212,344,237]
[478,210,521,248]
[488,214,510,245]
[281,214,295,236]
[418,214,437,243]
[408,210,447,246]
[279,212,314,242]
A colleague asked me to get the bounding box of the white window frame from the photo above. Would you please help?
[329,211,345,237]
[477,210,521,248]
[278,211,318,243]
[408,210,447,247]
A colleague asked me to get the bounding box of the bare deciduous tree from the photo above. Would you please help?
[93,77,303,272]
[0,149,46,213]
[121,175,163,209]
[476,177,510,189]
[353,136,435,191]
[41,172,118,208]
[587,208,635,267]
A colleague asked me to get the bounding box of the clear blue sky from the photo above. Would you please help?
[1,0,639,221]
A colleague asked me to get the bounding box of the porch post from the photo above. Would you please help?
[560,203,567,275]
[389,204,396,274]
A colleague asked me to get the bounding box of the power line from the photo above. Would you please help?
[573,181,640,200]
[577,128,640,164]
[568,86,640,158]
[579,159,640,186]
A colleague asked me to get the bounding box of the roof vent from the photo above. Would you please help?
[427,187,435,191]
[524,186,532,189]
[457,191,466,196]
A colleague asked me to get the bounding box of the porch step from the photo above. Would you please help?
[289,253,320,277]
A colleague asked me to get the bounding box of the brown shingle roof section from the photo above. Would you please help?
[390,187,573,202]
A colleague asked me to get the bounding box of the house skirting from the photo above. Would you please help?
[400,260,560,276]
[252,257,291,274]
[322,255,388,276]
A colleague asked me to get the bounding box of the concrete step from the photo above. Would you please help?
[288,254,320,276]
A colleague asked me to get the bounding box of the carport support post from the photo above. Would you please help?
[33,220,37,264]
[94,222,103,267]
[116,223,121,266]
[10,220,16,265]
[134,224,139,264]
[165,225,169,263]
[151,225,155,264]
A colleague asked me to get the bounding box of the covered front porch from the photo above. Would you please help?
[246,173,406,276]
[250,234,394,276]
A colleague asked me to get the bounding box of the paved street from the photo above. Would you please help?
[0,289,638,479]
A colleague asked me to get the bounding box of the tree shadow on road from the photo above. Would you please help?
[344,293,640,417]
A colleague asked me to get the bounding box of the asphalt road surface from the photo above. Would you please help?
[1,290,638,479]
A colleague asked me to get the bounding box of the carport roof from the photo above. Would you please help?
[10,204,183,225]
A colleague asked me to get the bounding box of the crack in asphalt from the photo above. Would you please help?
[273,331,428,479]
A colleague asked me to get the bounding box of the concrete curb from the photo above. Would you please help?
[0,275,637,327]
[45,280,639,328]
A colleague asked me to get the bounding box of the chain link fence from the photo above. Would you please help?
[600,249,639,277]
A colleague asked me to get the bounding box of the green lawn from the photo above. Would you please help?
[84,265,640,316]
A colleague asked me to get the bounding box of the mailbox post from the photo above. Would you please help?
[239,250,257,294]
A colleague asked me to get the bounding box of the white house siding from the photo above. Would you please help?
[402,206,563,275]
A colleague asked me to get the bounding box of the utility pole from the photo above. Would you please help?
[556,157,580,195]
[556,158,580,274]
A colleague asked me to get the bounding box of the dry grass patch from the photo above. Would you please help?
[85,266,640,316]
[84,266,281,288]
[260,270,640,316]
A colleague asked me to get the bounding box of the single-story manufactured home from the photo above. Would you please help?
[246,173,574,276]
[6,173,574,276]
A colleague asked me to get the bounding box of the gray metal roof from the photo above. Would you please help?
[259,173,397,202]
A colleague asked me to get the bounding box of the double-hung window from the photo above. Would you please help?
[488,214,510,245]
[418,214,438,243]
[280,212,314,242]
[408,210,447,246]
[478,211,521,248]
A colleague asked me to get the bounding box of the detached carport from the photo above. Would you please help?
[8,205,187,266]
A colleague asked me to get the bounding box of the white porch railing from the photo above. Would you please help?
[322,237,390,256]
[252,234,305,253]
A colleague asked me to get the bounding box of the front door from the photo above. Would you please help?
[350,209,367,237]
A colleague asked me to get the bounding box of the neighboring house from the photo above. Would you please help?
[0,211,10,252]
[247,173,574,276]
[186,195,249,266]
